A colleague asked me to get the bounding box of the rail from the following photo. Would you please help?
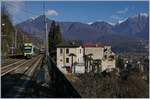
[45,55,81,98]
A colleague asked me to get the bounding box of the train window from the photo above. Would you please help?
[24,49,31,53]
[24,46,32,53]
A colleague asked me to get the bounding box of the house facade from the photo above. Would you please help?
[56,42,116,74]
[83,43,104,60]
[83,43,104,72]
[101,46,116,72]
[56,42,84,74]
[83,44,116,72]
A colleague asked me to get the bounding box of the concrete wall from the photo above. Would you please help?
[84,47,104,59]
[101,59,116,71]
[73,64,85,74]
[76,47,84,63]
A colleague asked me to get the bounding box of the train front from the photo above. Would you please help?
[24,43,33,59]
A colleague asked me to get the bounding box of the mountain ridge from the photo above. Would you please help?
[16,13,149,52]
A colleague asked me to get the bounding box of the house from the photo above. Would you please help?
[83,43,104,72]
[56,42,116,74]
[83,43,116,72]
[83,43,104,60]
[101,46,116,72]
[56,42,84,74]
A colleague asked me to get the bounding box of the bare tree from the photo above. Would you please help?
[84,53,93,73]
[94,59,102,73]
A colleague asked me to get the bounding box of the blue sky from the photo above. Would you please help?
[3,1,149,25]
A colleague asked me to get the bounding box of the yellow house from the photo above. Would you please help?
[57,42,116,74]
[83,43,116,72]
[56,42,84,74]
[83,43,104,60]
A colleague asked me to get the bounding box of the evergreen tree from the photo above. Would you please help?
[48,21,62,59]
[1,4,14,55]
[116,56,124,70]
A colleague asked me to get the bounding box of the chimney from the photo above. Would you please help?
[96,44,98,47]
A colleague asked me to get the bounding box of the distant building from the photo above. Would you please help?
[56,42,84,74]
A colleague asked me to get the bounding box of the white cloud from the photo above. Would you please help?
[111,15,122,20]
[111,15,127,24]
[45,9,58,16]
[116,8,128,14]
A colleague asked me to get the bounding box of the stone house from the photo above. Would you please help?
[56,42,84,74]
[57,42,116,74]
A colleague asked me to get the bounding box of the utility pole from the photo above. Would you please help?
[15,28,17,54]
[43,1,49,58]
[23,33,24,43]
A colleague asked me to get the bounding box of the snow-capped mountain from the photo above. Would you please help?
[16,13,149,52]
[114,13,149,39]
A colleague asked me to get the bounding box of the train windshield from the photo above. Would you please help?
[24,46,32,53]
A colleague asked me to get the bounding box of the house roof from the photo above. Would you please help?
[83,43,104,48]
[56,42,81,48]
[57,42,105,48]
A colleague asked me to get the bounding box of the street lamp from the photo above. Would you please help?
[2,23,5,26]
[1,23,7,37]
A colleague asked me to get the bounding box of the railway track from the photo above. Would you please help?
[1,59,27,76]
[1,55,42,76]
[12,55,42,75]
[14,55,43,97]
[2,59,25,68]
[2,58,23,67]
[2,55,81,98]
[1,55,43,98]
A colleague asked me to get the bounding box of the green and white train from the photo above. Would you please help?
[24,43,39,58]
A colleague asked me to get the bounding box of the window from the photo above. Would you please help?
[60,48,63,54]
[66,58,69,63]
[104,48,107,52]
[66,48,69,54]
[80,49,82,54]
[104,55,107,59]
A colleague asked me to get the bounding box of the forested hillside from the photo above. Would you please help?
[1,6,42,56]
